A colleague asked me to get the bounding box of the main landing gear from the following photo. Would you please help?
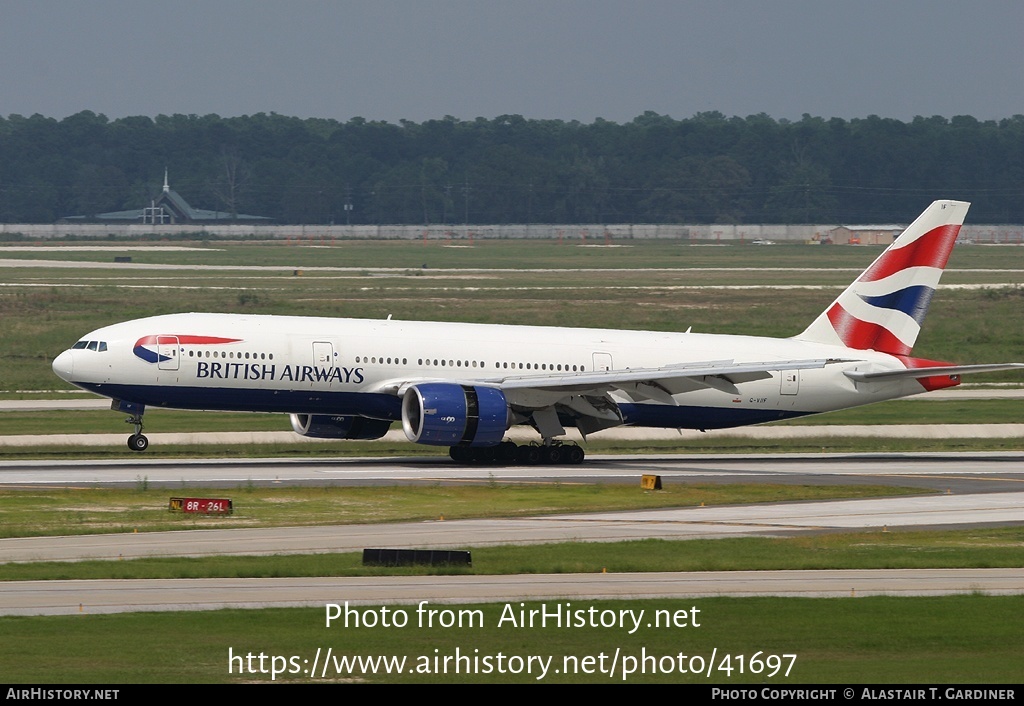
[448,440,585,465]
[125,412,149,452]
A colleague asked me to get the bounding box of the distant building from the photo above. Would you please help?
[62,171,271,225]
[827,224,904,245]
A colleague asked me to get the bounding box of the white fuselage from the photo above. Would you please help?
[53,312,926,435]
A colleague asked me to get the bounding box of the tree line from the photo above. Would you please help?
[0,110,1021,225]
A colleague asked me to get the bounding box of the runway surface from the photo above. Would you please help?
[2,451,1023,491]
[2,453,1022,616]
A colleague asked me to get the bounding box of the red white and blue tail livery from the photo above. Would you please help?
[52,200,1023,462]
[798,200,965,356]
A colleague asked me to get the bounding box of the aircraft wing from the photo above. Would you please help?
[490,357,846,437]
[496,358,841,396]
[378,358,843,401]
[379,358,846,439]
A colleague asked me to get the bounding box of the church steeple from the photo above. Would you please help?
[163,168,169,193]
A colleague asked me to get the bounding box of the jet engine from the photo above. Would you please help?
[289,413,392,440]
[401,383,509,447]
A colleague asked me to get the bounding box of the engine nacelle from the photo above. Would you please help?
[402,383,509,447]
[289,413,391,440]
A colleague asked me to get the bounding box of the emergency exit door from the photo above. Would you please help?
[780,370,800,395]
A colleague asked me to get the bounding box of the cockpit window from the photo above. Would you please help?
[71,340,108,352]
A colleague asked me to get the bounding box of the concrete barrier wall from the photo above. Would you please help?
[1,222,1021,242]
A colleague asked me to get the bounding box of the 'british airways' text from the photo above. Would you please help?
[195,362,364,384]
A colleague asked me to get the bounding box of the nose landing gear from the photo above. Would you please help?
[113,400,148,452]
[125,413,148,452]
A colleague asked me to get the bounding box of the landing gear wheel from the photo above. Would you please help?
[496,441,518,462]
[566,445,585,464]
[543,445,565,464]
[127,434,149,452]
[474,446,497,463]
[517,444,542,465]
[124,410,147,452]
[445,440,583,466]
[449,446,471,462]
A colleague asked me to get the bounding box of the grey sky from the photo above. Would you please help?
[2,0,1021,123]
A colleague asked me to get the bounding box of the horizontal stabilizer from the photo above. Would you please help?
[845,363,1024,382]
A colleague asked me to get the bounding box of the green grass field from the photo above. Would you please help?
[3,595,1022,683]
[0,483,926,540]
[4,237,1024,270]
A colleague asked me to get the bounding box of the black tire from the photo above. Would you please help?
[128,434,149,452]
[566,445,585,464]
[497,442,518,462]
[517,445,541,465]
[543,445,564,464]
[449,446,470,462]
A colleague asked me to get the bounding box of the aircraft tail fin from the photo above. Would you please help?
[795,200,969,355]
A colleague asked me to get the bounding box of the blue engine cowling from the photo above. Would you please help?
[289,413,392,440]
[401,383,509,447]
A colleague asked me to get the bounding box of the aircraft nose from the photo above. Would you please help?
[52,350,74,381]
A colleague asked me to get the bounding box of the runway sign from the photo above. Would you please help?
[169,497,233,515]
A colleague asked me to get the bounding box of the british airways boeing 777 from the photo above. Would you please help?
[51,200,1022,463]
